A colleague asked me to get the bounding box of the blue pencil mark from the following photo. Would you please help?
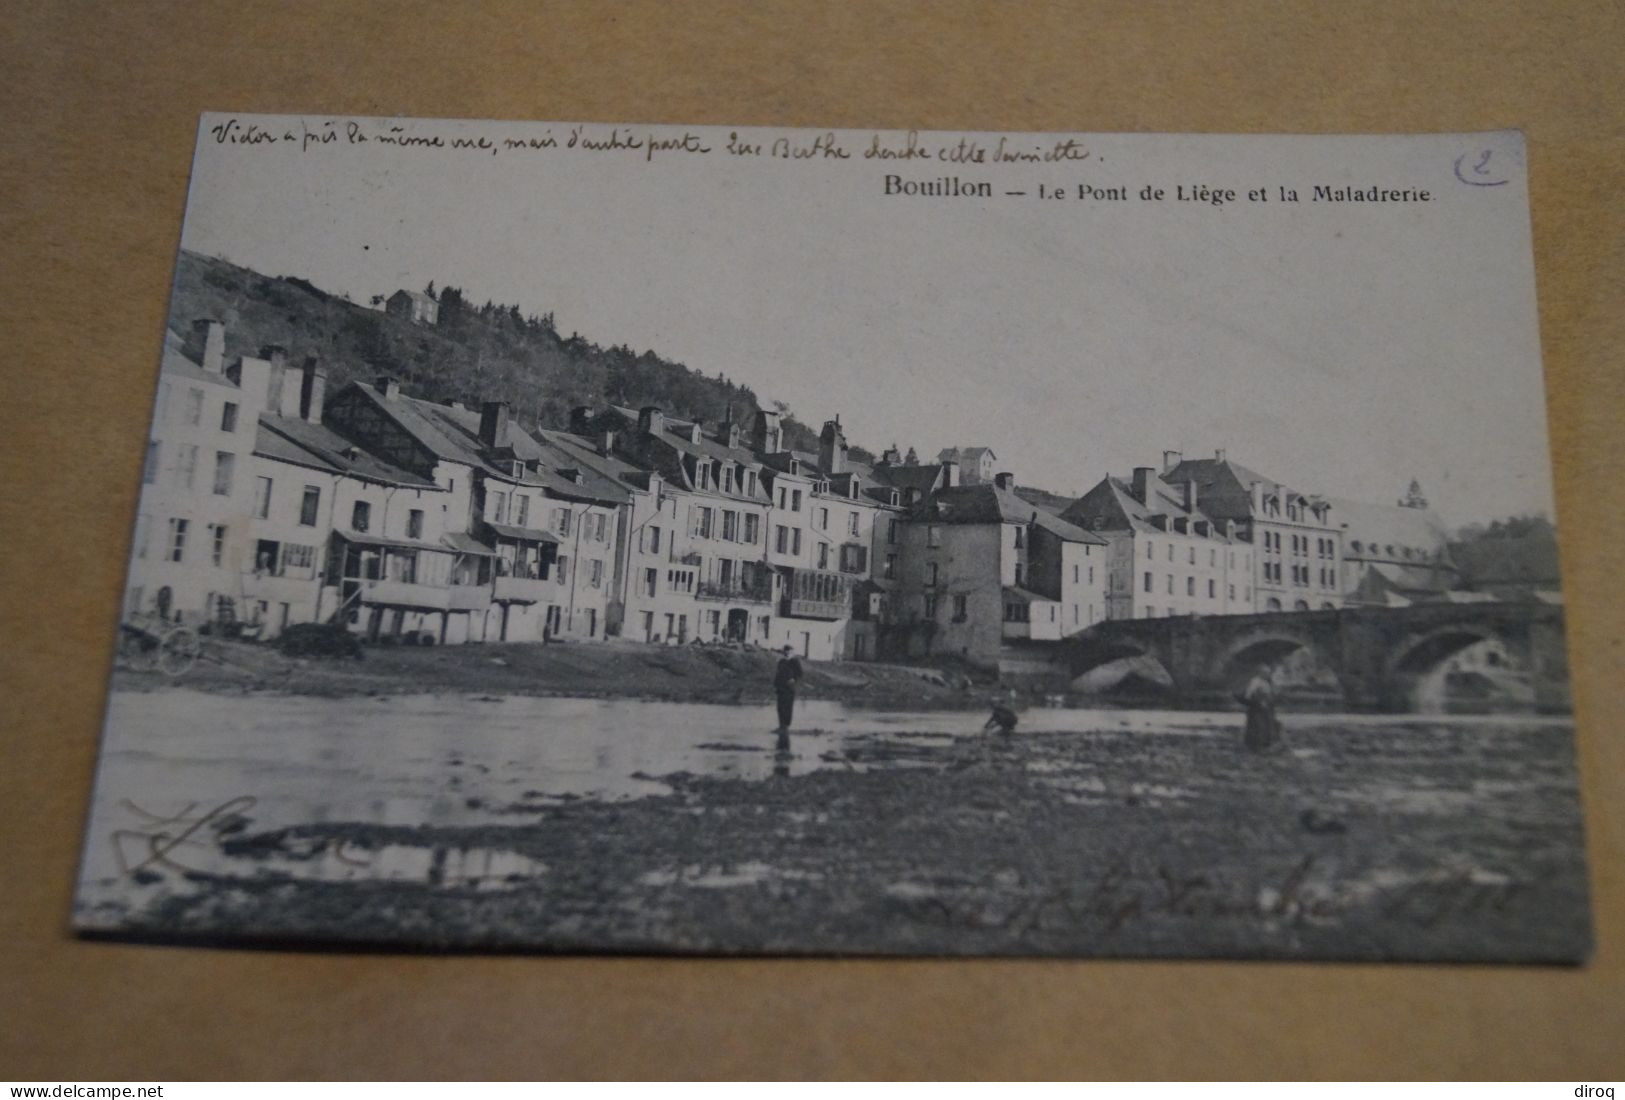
[1454,150,1510,187]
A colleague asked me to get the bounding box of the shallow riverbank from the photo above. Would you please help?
[113,636,986,708]
[80,708,1589,961]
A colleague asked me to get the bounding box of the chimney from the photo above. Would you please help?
[260,347,301,418]
[1162,450,1182,475]
[1250,481,1264,514]
[994,471,1015,491]
[1215,448,1227,463]
[570,405,593,433]
[598,429,617,456]
[479,401,511,448]
[638,405,664,437]
[941,461,960,488]
[753,409,782,453]
[1131,467,1155,505]
[299,356,327,423]
[819,418,847,475]
[190,319,225,374]
[1183,479,1199,512]
[880,443,901,466]
[690,420,702,444]
[376,375,400,400]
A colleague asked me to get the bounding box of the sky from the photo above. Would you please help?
[176,116,1555,527]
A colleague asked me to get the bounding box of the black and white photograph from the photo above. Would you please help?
[74,114,1590,961]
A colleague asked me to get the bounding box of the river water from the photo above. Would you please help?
[73,689,1574,920]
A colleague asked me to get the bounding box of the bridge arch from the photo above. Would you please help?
[1211,630,1314,687]
[1388,624,1496,677]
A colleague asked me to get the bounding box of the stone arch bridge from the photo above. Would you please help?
[1060,601,1569,712]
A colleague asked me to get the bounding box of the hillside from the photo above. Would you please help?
[163,251,845,455]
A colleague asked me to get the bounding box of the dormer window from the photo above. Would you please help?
[888,490,900,506]
[510,460,525,479]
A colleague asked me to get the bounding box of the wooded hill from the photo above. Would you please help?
[164,250,852,459]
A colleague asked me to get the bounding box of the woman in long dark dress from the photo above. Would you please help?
[1239,664,1280,752]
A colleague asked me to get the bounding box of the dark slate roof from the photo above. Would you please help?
[1161,456,1322,523]
[1062,474,1233,540]
[914,484,1105,544]
[537,429,658,494]
[255,414,440,488]
[351,384,628,505]
[1002,585,1056,604]
[484,521,561,545]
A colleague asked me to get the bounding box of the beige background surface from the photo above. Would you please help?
[2,1,1621,1080]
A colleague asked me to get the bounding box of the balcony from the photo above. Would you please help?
[359,577,455,610]
[696,577,773,604]
[492,575,556,604]
[447,583,492,611]
[779,567,853,621]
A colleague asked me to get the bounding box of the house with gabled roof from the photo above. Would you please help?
[1159,450,1345,612]
[571,403,776,648]
[893,475,1107,668]
[321,378,627,643]
[1062,465,1254,621]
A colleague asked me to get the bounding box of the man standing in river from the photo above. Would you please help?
[773,644,803,734]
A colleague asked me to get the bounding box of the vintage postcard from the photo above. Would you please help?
[74,115,1590,960]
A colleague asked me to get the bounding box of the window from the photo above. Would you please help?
[707,609,721,637]
[693,507,711,539]
[282,544,316,574]
[174,444,198,489]
[1229,584,1236,601]
[744,515,759,544]
[590,559,604,588]
[927,525,941,548]
[1167,543,1174,562]
[1187,576,1195,596]
[923,594,938,620]
[1014,563,1024,585]
[775,526,789,554]
[818,544,829,569]
[884,553,896,579]
[253,476,273,519]
[1089,565,1094,585]
[212,451,235,496]
[299,486,320,527]
[1073,565,1079,583]
[953,594,968,621]
[791,490,802,512]
[1166,574,1173,595]
[167,518,188,562]
[1144,571,1153,593]
[597,514,609,541]
[143,441,160,485]
[817,507,829,530]
[848,512,860,537]
[515,495,529,527]
[1188,546,1196,564]
[723,510,739,541]
[558,508,573,536]
[927,562,938,586]
[792,529,802,555]
[649,526,662,554]
[220,402,238,432]
[1146,540,1154,559]
[205,523,225,567]
[556,556,569,585]
[184,387,203,425]
[408,509,424,539]
[352,500,371,532]
[1208,579,1216,598]
[887,519,898,545]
